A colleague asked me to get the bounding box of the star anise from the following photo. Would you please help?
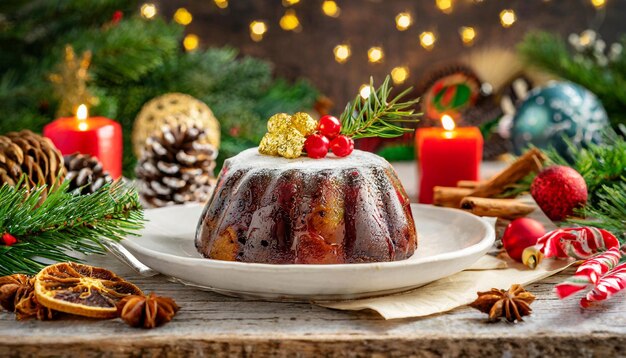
[469,284,536,323]
[116,293,180,329]
[0,274,31,311]
[0,274,56,320]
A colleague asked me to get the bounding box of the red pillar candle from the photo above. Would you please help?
[44,105,122,178]
[416,115,483,204]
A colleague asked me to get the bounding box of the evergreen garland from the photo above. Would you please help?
[570,182,626,240]
[0,180,144,276]
[0,0,318,176]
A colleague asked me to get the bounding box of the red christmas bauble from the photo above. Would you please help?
[318,115,341,138]
[330,135,354,157]
[304,134,330,159]
[502,218,546,262]
[531,165,587,221]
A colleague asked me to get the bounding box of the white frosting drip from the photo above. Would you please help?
[224,147,392,172]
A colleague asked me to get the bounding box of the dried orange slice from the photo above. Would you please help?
[34,262,143,318]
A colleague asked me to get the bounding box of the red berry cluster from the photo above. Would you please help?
[304,115,354,159]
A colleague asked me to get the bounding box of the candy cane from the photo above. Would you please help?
[538,227,620,260]
[554,247,622,299]
[580,262,626,308]
[576,247,622,284]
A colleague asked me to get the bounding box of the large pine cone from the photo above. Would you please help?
[0,130,65,190]
[64,153,113,194]
[136,123,217,208]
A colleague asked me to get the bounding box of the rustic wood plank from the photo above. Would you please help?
[1,252,625,357]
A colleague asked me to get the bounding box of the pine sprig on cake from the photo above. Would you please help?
[339,76,421,139]
[0,180,144,276]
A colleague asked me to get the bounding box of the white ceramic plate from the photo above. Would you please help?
[121,204,494,301]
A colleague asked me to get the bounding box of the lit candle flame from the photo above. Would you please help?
[76,104,88,131]
[441,114,455,131]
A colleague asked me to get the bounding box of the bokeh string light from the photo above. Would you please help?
[173,8,193,26]
[359,84,372,99]
[140,3,157,19]
[280,9,301,31]
[250,20,268,42]
[459,26,476,46]
[322,1,341,17]
[333,44,351,63]
[214,0,228,9]
[183,34,199,51]
[395,12,412,31]
[367,47,384,63]
[591,0,606,8]
[436,0,453,14]
[499,9,516,28]
[391,66,410,85]
[420,31,436,50]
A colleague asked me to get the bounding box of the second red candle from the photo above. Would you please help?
[416,116,483,204]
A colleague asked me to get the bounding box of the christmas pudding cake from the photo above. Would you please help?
[195,148,417,264]
[195,76,420,264]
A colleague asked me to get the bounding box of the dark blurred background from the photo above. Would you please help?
[2,0,624,175]
[156,0,626,107]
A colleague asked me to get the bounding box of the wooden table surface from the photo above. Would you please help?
[1,161,625,357]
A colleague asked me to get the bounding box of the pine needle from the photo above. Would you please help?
[569,182,626,240]
[0,180,144,276]
[339,76,420,139]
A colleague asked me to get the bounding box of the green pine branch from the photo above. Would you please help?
[569,182,626,240]
[546,132,626,201]
[340,76,420,139]
[0,180,144,276]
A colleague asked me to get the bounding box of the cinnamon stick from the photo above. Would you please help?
[469,148,546,198]
[433,187,473,208]
[460,197,535,219]
[457,180,483,189]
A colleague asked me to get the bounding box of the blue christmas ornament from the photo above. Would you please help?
[511,81,609,157]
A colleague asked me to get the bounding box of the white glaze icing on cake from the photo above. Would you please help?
[225,147,392,171]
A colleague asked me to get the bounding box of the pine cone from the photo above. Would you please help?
[64,153,113,194]
[0,130,65,191]
[136,123,217,208]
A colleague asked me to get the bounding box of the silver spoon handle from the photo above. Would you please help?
[103,240,159,277]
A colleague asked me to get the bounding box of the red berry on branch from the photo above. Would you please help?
[318,115,341,138]
[111,10,123,24]
[330,135,354,157]
[1,233,17,246]
[502,218,546,262]
[304,134,330,159]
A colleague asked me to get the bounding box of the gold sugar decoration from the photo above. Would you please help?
[258,112,317,159]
